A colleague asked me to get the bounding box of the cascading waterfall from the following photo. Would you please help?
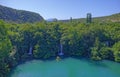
[28,46,32,55]
[58,44,64,56]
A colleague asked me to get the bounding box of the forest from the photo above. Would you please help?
[0,15,120,76]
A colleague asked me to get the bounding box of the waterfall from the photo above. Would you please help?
[28,46,32,55]
[58,44,64,56]
[105,41,109,46]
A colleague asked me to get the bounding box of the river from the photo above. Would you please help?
[9,58,120,77]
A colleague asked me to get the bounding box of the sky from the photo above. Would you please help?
[0,0,120,20]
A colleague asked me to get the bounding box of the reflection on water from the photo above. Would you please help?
[9,58,120,77]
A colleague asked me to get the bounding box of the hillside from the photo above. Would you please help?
[93,13,120,22]
[0,5,44,23]
[60,13,120,23]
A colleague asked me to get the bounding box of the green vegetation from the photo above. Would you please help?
[0,5,120,77]
[0,5,44,23]
[0,20,12,77]
[0,16,120,76]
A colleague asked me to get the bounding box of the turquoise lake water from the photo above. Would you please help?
[9,58,120,77]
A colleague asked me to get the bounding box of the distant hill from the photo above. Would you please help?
[60,13,120,23]
[0,5,44,23]
[93,13,120,22]
[46,18,58,22]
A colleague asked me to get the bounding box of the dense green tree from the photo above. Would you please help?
[0,20,12,77]
[99,47,113,60]
[91,37,101,60]
[113,41,120,62]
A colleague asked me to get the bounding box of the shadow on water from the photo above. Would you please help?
[87,60,110,68]
[70,56,110,68]
[8,67,22,77]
